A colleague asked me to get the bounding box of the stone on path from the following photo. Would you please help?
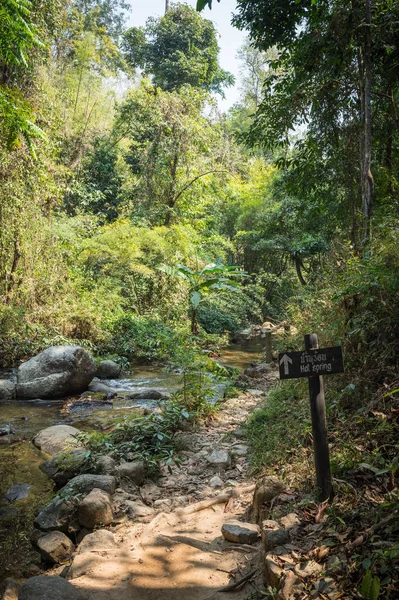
[78,488,113,529]
[231,444,248,456]
[207,449,231,471]
[34,497,73,533]
[116,461,145,485]
[262,527,290,551]
[78,529,117,553]
[19,576,83,600]
[124,500,155,517]
[209,475,224,488]
[17,345,96,399]
[37,531,75,564]
[0,578,20,600]
[62,473,116,497]
[95,454,116,475]
[33,425,81,456]
[221,521,260,544]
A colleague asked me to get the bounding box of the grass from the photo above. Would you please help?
[245,376,399,599]
[245,379,311,474]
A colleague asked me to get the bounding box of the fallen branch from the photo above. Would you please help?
[211,569,258,594]
[175,484,256,517]
[346,514,395,552]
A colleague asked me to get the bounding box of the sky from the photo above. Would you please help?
[125,0,247,111]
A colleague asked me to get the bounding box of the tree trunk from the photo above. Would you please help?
[165,0,170,13]
[360,0,374,245]
[295,257,307,286]
[191,309,199,335]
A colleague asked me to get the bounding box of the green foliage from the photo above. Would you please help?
[123,4,233,93]
[102,314,190,364]
[360,570,381,600]
[159,261,245,334]
[245,379,310,473]
[113,82,233,226]
[0,0,45,153]
[64,136,124,221]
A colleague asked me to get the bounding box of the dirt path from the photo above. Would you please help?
[66,387,274,600]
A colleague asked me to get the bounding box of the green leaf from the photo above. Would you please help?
[370,576,380,600]
[360,570,372,597]
[191,291,201,308]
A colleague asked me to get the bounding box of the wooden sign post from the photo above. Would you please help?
[279,334,344,501]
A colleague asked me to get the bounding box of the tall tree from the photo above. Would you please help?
[226,0,399,247]
[113,82,232,226]
[123,4,234,94]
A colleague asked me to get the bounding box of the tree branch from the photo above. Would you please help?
[173,170,230,204]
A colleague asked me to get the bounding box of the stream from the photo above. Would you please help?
[0,341,264,580]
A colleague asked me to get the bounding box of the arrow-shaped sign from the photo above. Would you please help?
[279,353,293,375]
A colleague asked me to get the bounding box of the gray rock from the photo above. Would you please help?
[209,476,224,488]
[17,345,96,399]
[96,360,121,379]
[33,425,81,456]
[0,578,20,600]
[95,455,116,475]
[37,531,74,564]
[3,483,31,502]
[40,449,87,487]
[116,461,145,485]
[231,444,248,456]
[19,576,83,600]
[221,521,260,544]
[77,488,113,529]
[128,389,169,400]
[0,380,15,400]
[124,500,154,517]
[262,527,290,551]
[77,529,117,553]
[87,381,117,397]
[61,474,116,497]
[34,497,73,533]
[207,449,231,471]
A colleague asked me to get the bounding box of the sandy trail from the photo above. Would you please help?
[65,384,276,600]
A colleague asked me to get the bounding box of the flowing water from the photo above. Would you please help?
[0,341,264,580]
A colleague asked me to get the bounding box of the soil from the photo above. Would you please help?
[61,382,277,599]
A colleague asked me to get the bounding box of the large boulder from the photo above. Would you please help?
[34,475,116,532]
[17,345,96,399]
[40,449,87,487]
[116,461,145,485]
[77,488,113,529]
[96,360,121,379]
[19,576,83,600]
[62,473,116,497]
[37,531,75,564]
[0,380,15,400]
[77,529,117,553]
[34,497,73,533]
[33,425,81,456]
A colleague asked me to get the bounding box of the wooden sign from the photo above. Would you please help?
[279,346,344,380]
[277,335,344,502]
